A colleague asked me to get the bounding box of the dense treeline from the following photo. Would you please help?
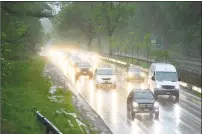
[53,2,201,58]
[1,2,53,82]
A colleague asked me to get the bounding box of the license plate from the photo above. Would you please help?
[166,92,170,94]
[105,81,108,83]
[144,108,149,111]
[84,72,86,73]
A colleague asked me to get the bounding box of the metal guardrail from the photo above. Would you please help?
[36,111,63,134]
[113,53,201,74]
[100,56,201,94]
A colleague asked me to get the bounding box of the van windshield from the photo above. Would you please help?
[156,72,178,82]
[97,69,113,75]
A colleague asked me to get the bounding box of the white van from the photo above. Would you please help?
[148,63,181,100]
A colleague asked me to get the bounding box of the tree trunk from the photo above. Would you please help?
[88,38,93,51]
[109,35,112,57]
[98,33,101,53]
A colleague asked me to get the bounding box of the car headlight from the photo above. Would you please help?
[156,84,161,89]
[128,72,133,76]
[96,76,102,81]
[76,68,80,72]
[140,72,145,77]
[89,68,93,72]
[133,101,139,107]
[154,101,159,108]
[175,84,180,90]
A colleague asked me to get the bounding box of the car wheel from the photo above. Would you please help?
[75,75,79,81]
[131,112,135,120]
[113,84,116,89]
[155,112,159,119]
[127,105,130,118]
[175,94,179,101]
[154,93,158,99]
[150,112,154,118]
[89,75,93,80]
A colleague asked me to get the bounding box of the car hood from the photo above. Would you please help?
[79,67,92,70]
[134,99,155,104]
[97,75,114,79]
[156,81,178,86]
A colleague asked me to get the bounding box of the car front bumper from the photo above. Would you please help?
[133,107,159,113]
[154,88,179,96]
[76,71,93,76]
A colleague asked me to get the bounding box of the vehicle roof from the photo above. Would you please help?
[128,66,143,71]
[97,67,113,70]
[77,61,91,65]
[151,63,176,72]
[133,89,151,92]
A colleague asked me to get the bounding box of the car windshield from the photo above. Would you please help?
[156,71,177,82]
[134,91,154,99]
[97,69,113,75]
[78,62,91,67]
[128,67,142,72]
[71,56,80,61]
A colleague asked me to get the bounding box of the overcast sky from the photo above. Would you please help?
[40,3,61,34]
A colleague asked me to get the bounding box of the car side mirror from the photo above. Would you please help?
[155,96,158,100]
[152,76,155,81]
[178,77,181,81]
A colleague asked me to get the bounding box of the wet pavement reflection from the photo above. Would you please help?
[55,57,201,134]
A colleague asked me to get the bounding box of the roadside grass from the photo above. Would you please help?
[1,56,97,134]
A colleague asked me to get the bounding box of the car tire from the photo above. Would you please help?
[150,112,154,118]
[75,75,79,81]
[175,94,179,101]
[113,84,116,89]
[89,75,93,80]
[127,105,130,118]
[131,112,135,120]
[155,112,159,119]
[154,92,158,99]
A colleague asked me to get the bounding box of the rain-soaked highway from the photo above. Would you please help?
[52,54,201,134]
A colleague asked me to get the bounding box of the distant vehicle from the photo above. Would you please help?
[148,63,181,100]
[69,55,81,67]
[75,61,93,81]
[127,89,159,120]
[125,66,146,82]
[94,68,117,89]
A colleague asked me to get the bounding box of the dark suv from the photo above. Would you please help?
[127,89,159,120]
[75,62,93,81]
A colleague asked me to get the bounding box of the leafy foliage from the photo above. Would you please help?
[1,2,53,82]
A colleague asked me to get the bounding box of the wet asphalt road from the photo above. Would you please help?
[53,56,201,134]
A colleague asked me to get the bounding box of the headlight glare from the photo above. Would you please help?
[175,84,180,90]
[133,102,138,107]
[96,76,101,81]
[76,68,80,72]
[140,72,145,77]
[156,84,161,88]
[154,101,159,108]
